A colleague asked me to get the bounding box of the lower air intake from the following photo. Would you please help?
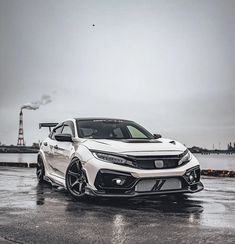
[135,179,156,192]
[135,178,182,192]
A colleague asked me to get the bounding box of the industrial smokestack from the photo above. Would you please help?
[17,110,25,146]
[17,94,52,145]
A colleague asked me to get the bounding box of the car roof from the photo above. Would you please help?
[74,117,133,122]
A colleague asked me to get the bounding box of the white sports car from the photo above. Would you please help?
[37,118,203,199]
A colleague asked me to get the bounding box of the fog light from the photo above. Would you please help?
[189,174,195,182]
[184,167,200,185]
[112,178,125,186]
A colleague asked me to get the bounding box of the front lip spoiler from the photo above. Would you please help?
[85,182,204,198]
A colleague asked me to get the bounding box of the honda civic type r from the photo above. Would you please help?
[37,118,203,199]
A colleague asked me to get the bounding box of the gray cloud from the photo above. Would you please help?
[0,0,235,148]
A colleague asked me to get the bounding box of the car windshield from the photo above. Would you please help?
[76,119,154,140]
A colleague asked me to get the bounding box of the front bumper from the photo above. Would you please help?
[85,182,204,198]
[84,166,204,198]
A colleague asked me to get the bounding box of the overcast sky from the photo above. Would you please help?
[0,0,234,149]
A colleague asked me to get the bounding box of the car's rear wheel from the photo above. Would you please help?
[65,158,87,199]
[36,156,45,183]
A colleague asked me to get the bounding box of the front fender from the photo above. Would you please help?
[71,144,94,164]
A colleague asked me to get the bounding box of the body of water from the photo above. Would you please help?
[0,153,234,170]
[0,153,37,164]
[195,154,235,171]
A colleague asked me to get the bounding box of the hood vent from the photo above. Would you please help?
[120,139,162,143]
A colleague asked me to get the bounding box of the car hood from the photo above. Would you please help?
[82,138,186,156]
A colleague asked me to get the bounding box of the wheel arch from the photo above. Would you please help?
[65,157,88,199]
[38,149,46,163]
[68,156,89,184]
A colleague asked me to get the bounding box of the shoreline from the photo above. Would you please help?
[0,162,234,177]
[0,146,39,154]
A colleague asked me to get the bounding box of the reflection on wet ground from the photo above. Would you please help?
[0,167,235,244]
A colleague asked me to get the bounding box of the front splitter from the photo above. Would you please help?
[84,181,204,198]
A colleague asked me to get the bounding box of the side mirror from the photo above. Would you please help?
[55,133,73,142]
[153,133,162,139]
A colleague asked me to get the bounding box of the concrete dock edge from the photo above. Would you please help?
[0,162,28,167]
[201,169,235,177]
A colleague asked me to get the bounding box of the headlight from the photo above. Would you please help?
[178,149,192,166]
[92,151,136,167]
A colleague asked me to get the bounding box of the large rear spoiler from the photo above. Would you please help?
[39,123,58,132]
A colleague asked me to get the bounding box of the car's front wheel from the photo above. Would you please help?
[65,158,87,200]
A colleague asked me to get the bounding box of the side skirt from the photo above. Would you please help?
[43,173,65,187]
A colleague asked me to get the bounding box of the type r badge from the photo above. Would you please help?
[154,160,164,168]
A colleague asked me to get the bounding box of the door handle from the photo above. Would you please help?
[43,142,48,146]
[54,145,58,149]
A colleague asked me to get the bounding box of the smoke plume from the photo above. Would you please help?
[21,94,52,110]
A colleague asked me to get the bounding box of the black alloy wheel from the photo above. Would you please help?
[66,159,87,199]
[37,157,45,183]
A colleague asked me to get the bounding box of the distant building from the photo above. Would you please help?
[188,146,209,154]
[227,142,235,151]
[32,143,40,149]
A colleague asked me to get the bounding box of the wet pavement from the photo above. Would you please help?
[0,167,235,244]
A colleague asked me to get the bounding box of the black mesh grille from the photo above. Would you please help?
[130,154,183,169]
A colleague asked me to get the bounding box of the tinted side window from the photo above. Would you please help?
[62,125,73,136]
[127,125,148,139]
[61,121,75,137]
[50,126,63,140]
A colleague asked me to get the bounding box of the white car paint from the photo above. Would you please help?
[38,118,203,197]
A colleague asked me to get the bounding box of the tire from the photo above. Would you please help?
[36,156,45,183]
[65,158,87,200]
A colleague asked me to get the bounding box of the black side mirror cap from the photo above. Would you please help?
[55,133,73,142]
[153,134,162,139]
